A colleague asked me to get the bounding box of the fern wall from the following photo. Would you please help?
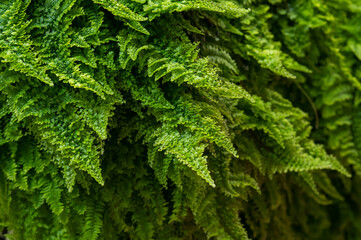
[1,0,361,239]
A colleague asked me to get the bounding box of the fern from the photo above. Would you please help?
[1,0,361,239]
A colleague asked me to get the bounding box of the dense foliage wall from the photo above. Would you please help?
[1,0,361,239]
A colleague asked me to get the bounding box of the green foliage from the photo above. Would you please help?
[0,0,361,239]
